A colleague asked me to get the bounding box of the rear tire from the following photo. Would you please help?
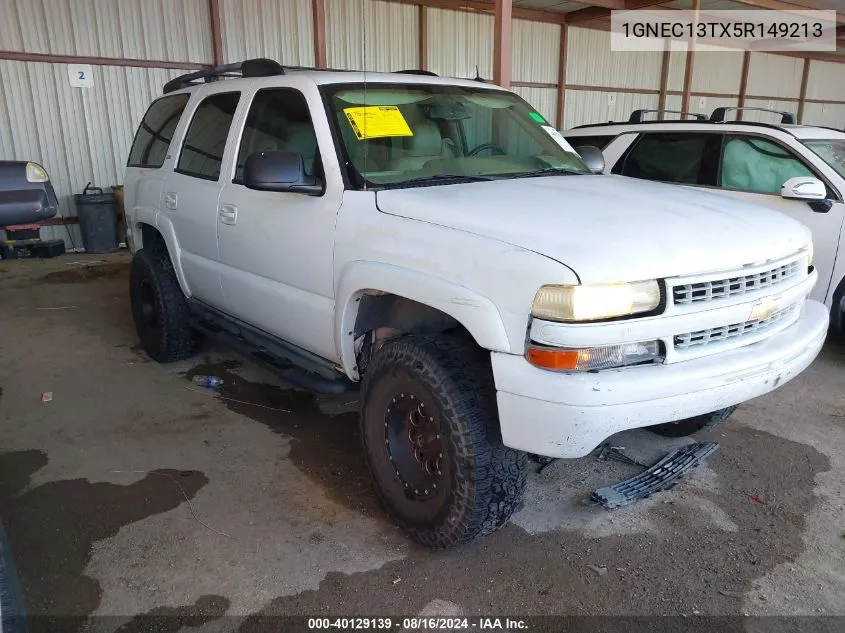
[130,248,198,362]
[360,334,527,548]
[648,406,736,438]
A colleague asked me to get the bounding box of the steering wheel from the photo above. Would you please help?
[468,143,507,157]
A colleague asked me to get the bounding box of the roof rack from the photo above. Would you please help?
[394,69,439,76]
[710,107,796,124]
[629,109,707,122]
[163,58,284,94]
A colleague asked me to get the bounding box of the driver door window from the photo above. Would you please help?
[234,88,319,183]
[720,136,814,194]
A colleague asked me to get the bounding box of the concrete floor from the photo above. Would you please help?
[2,253,845,629]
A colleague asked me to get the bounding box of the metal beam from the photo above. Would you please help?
[383,0,565,24]
[567,1,670,25]
[419,5,427,70]
[312,0,327,68]
[737,50,751,120]
[657,39,670,112]
[797,57,810,123]
[556,23,568,129]
[493,0,512,88]
[726,0,845,24]
[209,0,224,65]
[0,50,209,70]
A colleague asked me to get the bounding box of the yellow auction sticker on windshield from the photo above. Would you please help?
[343,106,413,140]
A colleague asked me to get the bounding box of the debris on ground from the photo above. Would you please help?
[587,442,719,509]
[748,495,767,505]
[528,453,557,474]
[192,375,224,389]
[596,443,649,468]
[392,577,401,585]
[586,564,608,577]
[41,391,53,403]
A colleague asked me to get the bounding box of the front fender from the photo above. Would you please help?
[336,261,511,380]
[129,208,191,297]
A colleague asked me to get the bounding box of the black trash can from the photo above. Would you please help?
[74,182,118,253]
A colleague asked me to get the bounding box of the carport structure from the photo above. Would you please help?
[0,0,844,247]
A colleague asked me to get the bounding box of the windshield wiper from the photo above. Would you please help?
[383,174,495,189]
[494,167,586,180]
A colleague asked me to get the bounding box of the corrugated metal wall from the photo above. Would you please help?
[567,27,662,90]
[564,90,659,129]
[746,53,803,99]
[426,8,493,80]
[326,0,418,72]
[511,19,559,124]
[0,59,188,244]
[0,0,211,63]
[220,0,313,66]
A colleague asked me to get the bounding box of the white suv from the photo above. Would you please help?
[564,107,845,335]
[124,61,827,548]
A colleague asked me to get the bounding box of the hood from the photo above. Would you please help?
[375,175,811,284]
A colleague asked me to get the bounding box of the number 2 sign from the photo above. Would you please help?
[67,64,94,88]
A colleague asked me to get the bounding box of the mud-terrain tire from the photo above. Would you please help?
[648,406,737,438]
[130,248,198,363]
[360,334,528,549]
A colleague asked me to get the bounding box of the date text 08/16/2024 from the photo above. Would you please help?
[307,618,528,630]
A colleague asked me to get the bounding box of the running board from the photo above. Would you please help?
[588,442,719,509]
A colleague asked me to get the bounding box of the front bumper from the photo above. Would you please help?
[493,300,828,458]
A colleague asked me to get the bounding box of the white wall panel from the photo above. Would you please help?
[746,53,803,99]
[563,90,659,129]
[566,27,662,90]
[0,60,188,246]
[802,102,845,128]
[426,8,493,80]
[220,0,314,66]
[806,61,845,102]
[0,0,211,63]
[512,86,557,125]
[512,19,559,84]
[690,50,743,95]
[743,98,800,123]
[326,0,418,72]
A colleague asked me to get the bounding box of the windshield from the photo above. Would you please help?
[320,83,590,188]
[804,139,845,180]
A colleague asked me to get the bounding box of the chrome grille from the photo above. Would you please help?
[674,303,800,350]
[673,260,801,305]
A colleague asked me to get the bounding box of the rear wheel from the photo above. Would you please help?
[360,334,527,548]
[648,406,736,438]
[130,248,198,362]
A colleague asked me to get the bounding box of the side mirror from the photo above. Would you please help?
[575,145,605,174]
[781,177,826,201]
[243,151,322,195]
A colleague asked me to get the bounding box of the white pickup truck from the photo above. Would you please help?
[124,59,827,548]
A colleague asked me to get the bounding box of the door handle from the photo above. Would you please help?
[219,205,238,225]
[163,192,178,210]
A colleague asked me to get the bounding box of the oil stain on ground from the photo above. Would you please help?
[0,450,208,629]
[185,360,377,517]
[112,594,230,633]
[39,262,129,284]
[236,426,828,619]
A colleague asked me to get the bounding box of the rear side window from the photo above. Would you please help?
[614,132,720,185]
[564,135,615,150]
[127,94,189,168]
[176,92,240,181]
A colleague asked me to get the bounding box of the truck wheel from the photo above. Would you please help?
[648,406,736,438]
[360,334,527,548]
[130,248,198,362]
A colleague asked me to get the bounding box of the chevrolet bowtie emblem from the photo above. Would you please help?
[749,296,780,321]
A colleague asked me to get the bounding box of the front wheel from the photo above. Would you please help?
[360,334,527,548]
[648,406,737,438]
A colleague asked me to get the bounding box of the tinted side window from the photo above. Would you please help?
[176,92,240,181]
[564,135,615,150]
[127,94,189,168]
[720,136,814,194]
[615,132,719,185]
[235,88,319,182]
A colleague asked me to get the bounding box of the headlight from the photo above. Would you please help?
[25,162,49,183]
[531,280,661,322]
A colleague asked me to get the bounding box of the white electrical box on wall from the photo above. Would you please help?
[67,64,94,88]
